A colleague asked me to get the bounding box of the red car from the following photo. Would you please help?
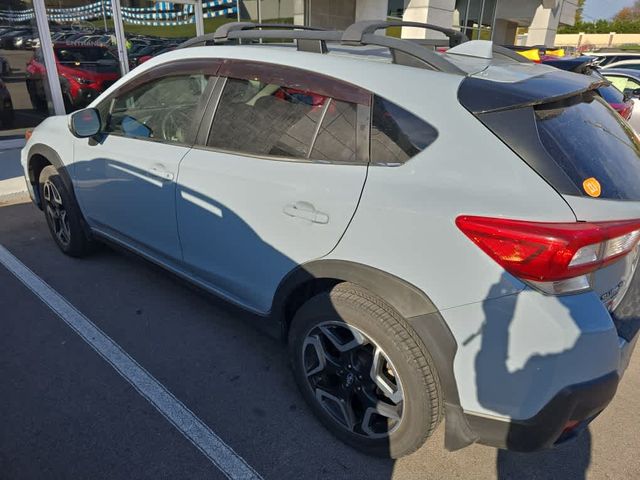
[26,44,120,111]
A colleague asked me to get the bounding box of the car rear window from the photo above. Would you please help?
[534,93,640,200]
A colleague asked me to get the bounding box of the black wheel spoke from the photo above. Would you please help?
[318,324,367,355]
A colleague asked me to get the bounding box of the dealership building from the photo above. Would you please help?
[0,0,577,136]
[295,0,578,46]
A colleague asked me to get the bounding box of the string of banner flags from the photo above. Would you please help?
[0,1,239,27]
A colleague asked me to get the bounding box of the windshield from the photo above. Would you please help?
[55,47,117,64]
[535,92,640,200]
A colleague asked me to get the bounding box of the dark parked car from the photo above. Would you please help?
[0,55,9,76]
[0,29,31,49]
[542,55,634,120]
[0,78,14,128]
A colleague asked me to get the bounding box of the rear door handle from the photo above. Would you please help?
[148,167,174,181]
[283,201,329,224]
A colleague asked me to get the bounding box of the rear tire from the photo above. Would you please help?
[288,282,442,458]
[39,165,95,257]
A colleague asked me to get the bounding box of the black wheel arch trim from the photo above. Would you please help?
[26,143,75,210]
[272,259,470,449]
[272,260,440,322]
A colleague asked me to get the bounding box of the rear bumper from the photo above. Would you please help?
[438,269,640,453]
[463,372,619,451]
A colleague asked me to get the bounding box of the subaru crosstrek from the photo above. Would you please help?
[21,21,640,458]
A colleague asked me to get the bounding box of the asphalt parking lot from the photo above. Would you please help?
[1,191,639,479]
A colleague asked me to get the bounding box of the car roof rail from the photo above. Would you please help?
[213,22,327,41]
[177,22,337,52]
[178,21,468,75]
[342,20,468,48]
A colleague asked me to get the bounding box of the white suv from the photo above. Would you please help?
[21,22,640,458]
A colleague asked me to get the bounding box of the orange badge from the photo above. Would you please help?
[582,177,601,198]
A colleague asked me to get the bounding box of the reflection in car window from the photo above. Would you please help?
[207,78,328,159]
[605,75,629,93]
[104,74,209,144]
[310,99,358,163]
[370,96,438,164]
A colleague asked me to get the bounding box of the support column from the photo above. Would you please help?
[526,1,562,47]
[110,0,129,76]
[401,0,456,39]
[293,0,305,25]
[195,0,205,36]
[355,0,387,22]
[493,19,518,46]
[32,0,65,115]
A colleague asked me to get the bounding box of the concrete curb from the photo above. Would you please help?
[0,177,28,200]
[0,190,29,205]
[0,138,26,151]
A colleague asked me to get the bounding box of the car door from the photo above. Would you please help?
[73,60,219,262]
[176,61,371,314]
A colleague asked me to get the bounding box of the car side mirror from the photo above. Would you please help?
[69,108,101,138]
[633,88,640,98]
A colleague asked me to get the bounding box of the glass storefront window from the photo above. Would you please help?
[455,0,496,40]
[0,1,53,138]
[0,0,296,139]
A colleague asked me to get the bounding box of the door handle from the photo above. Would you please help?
[283,201,329,224]
[148,167,174,181]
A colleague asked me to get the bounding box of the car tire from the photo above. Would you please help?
[288,282,442,458]
[39,165,95,257]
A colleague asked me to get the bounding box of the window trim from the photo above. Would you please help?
[218,59,371,106]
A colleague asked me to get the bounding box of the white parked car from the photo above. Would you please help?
[20,22,640,458]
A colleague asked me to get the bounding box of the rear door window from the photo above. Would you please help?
[535,93,640,200]
[206,62,367,162]
[207,78,328,159]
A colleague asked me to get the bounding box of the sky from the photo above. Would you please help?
[583,0,635,20]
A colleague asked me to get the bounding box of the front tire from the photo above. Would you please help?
[39,165,94,257]
[289,283,442,458]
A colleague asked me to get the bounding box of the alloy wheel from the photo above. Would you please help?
[302,321,404,438]
[43,180,71,247]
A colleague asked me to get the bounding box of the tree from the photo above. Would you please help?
[613,0,640,22]
[575,0,586,23]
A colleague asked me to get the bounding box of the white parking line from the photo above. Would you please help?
[0,244,262,480]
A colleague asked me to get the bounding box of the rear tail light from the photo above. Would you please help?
[611,102,633,120]
[456,216,640,294]
[25,130,33,141]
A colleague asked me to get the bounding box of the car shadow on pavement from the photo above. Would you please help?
[55,157,399,476]
[497,430,591,480]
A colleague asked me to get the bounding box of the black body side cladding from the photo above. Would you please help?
[26,143,75,209]
[465,372,619,451]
